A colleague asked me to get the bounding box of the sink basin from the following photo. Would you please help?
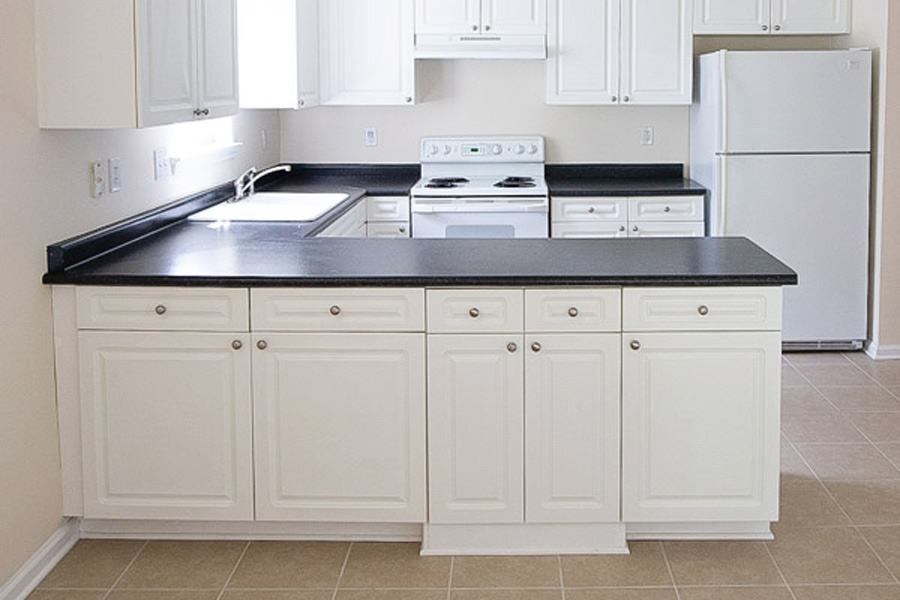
[188,192,350,222]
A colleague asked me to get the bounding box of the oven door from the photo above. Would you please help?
[411,197,549,239]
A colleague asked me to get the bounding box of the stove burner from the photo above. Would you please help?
[425,182,459,189]
[495,176,537,188]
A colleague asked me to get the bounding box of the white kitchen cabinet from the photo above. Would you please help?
[552,195,705,238]
[316,199,367,237]
[547,0,692,105]
[367,196,411,238]
[79,331,253,520]
[525,334,621,523]
[237,0,319,109]
[253,333,426,522]
[428,334,526,524]
[36,0,238,128]
[622,287,782,523]
[319,0,416,105]
[693,0,849,35]
[416,0,546,35]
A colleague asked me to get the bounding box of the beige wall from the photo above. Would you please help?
[0,0,279,586]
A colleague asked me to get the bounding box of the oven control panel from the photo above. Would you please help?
[421,136,545,163]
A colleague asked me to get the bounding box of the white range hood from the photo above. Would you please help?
[414,33,546,59]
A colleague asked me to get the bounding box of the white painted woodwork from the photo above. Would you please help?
[623,287,783,332]
[525,334,621,523]
[551,221,629,238]
[253,333,426,522]
[416,0,481,34]
[320,0,416,105]
[75,287,249,332]
[629,196,704,222]
[79,331,253,520]
[316,200,368,237]
[525,289,622,333]
[627,222,706,238]
[428,334,525,524]
[52,287,84,516]
[251,288,425,332]
[693,0,849,34]
[367,196,411,222]
[367,222,411,238]
[552,197,628,222]
[621,331,781,522]
[546,0,619,105]
[423,522,628,555]
[427,289,525,333]
[620,0,693,105]
[196,0,240,119]
[484,0,547,34]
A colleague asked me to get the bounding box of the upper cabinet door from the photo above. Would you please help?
[620,0,692,105]
[484,0,547,34]
[773,0,849,34]
[416,0,481,33]
[546,0,620,105]
[693,0,769,34]
[320,0,416,105]
[137,0,198,127]
[197,0,239,119]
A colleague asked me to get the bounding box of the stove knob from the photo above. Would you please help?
[427,144,439,156]
[528,144,539,155]
[514,144,526,155]
[443,145,453,155]
[491,144,503,156]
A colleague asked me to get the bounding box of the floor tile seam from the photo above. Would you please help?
[335,587,457,591]
[100,539,150,600]
[445,556,454,600]
[214,539,250,600]
[850,523,900,586]
[657,541,682,600]
[557,554,566,600]
[448,586,564,590]
[756,536,800,600]
[331,542,354,600]
[841,355,900,391]
[562,585,680,590]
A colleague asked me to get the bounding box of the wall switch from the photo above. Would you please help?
[154,148,171,180]
[365,127,378,147]
[640,126,655,146]
[108,157,122,193]
[90,161,106,198]
[261,129,268,151]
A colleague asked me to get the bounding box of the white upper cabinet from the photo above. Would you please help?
[416,0,546,35]
[694,0,850,35]
[484,0,547,34]
[237,0,319,109]
[547,0,692,105]
[320,0,416,105]
[416,0,482,33]
[36,0,238,129]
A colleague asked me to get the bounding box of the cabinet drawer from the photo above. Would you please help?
[75,287,249,331]
[623,288,782,332]
[427,289,524,333]
[629,196,704,222]
[317,200,367,237]
[367,221,410,238]
[367,195,410,222]
[629,222,705,238]
[552,197,628,222]
[551,221,628,239]
[525,289,622,332]
[252,288,425,332]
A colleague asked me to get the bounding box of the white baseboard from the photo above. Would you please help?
[0,518,80,600]
[626,521,773,541]
[422,523,628,556]
[865,342,900,360]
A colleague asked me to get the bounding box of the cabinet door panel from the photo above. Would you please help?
[254,334,426,522]
[774,0,849,34]
[628,222,705,238]
[79,331,253,520]
[622,332,781,522]
[428,335,525,523]
[198,0,239,118]
[416,0,480,33]
[621,0,692,105]
[526,334,621,523]
[485,0,546,34]
[693,0,769,34]
[137,0,198,127]
[547,0,619,104]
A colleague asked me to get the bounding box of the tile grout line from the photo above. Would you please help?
[761,540,800,600]
[657,540,682,600]
[214,540,251,600]
[330,541,353,600]
[446,555,454,600]
[557,554,566,600]
[99,539,149,600]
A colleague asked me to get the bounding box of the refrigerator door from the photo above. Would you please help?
[719,153,870,344]
[719,50,872,153]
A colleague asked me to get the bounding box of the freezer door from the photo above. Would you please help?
[720,50,872,153]
[719,154,870,344]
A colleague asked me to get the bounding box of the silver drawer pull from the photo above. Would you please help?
[630,340,641,351]
[469,308,480,318]
[568,307,579,318]
[330,305,342,316]
[664,206,671,213]
[531,342,542,353]
[231,340,243,351]
[507,342,518,353]
[588,207,596,214]
[257,340,268,351]
[155,305,167,316]
[698,305,710,316]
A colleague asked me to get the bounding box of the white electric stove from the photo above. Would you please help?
[410,136,549,239]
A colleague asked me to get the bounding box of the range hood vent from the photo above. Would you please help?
[414,34,547,60]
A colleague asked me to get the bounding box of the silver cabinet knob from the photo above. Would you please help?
[611,96,618,103]
[762,24,769,31]
[299,99,305,107]
[193,109,203,116]
[484,25,491,31]
[619,225,626,232]
[231,340,243,351]
[698,305,710,316]
[155,305,167,315]
[404,97,413,104]
[568,307,579,318]
[507,342,518,353]
[531,342,542,353]
[472,24,478,31]
[588,207,596,214]
[632,226,639,232]
[469,308,480,318]
[774,24,782,31]
[329,305,342,316]
[630,340,641,351]
[664,206,671,213]
[399,226,407,233]
[257,340,268,351]
[623,96,630,103]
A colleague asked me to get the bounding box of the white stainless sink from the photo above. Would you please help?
[188,192,350,222]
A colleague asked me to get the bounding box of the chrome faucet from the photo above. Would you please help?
[232,164,292,201]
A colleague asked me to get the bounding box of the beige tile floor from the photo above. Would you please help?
[30,352,900,600]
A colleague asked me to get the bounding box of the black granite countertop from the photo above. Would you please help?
[546,165,707,197]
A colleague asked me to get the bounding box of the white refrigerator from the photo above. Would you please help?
[690,50,872,349]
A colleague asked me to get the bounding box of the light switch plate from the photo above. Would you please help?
[365,128,378,147]
[108,157,122,193]
[90,161,106,198]
[154,148,171,180]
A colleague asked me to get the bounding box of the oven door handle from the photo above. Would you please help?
[411,202,549,214]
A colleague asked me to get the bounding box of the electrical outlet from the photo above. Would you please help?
[154,148,171,180]
[365,127,378,147]
[108,157,122,193]
[640,126,655,146]
[90,161,106,198]
[261,129,268,151]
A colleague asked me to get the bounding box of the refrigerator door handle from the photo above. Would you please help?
[719,50,728,152]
